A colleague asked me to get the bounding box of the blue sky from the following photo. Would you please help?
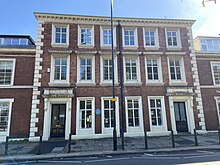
[0,0,219,40]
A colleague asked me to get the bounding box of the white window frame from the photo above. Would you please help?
[147,96,167,133]
[101,97,120,135]
[100,27,117,48]
[122,27,138,48]
[215,97,220,126]
[50,55,70,85]
[145,56,163,84]
[51,24,69,47]
[78,25,94,48]
[100,55,118,85]
[0,99,14,139]
[77,55,95,85]
[143,28,159,49]
[76,97,95,135]
[211,61,220,86]
[0,59,16,86]
[165,28,181,50]
[125,96,144,135]
[123,55,141,85]
[168,56,187,85]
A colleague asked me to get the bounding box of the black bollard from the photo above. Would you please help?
[144,131,148,149]
[171,130,175,148]
[37,135,42,155]
[4,136,9,156]
[194,129,198,146]
[218,127,220,145]
[121,130,125,150]
[68,133,72,153]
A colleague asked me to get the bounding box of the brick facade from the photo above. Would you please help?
[0,37,35,141]
[28,13,202,141]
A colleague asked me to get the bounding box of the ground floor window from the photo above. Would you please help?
[79,99,92,129]
[149,98,162,126]
[103,99,114,128]
[0,102,10,132]
[126,98,140,127]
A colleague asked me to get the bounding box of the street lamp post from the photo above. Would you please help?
[110,0,117,151]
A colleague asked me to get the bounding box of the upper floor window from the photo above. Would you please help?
[125,59,137,81]
[146,59,159,80]
[50,55,70,85]
[78,26,94,47]
[100,27,116,48]
[167,31,177,46]
[169,59,182,80]
[0,38,28,45]
[52,24,69,47]
[123,28,138,48]
[124,56,141,84]
[103,29,112,45]
[81,28,92,45]
[143,28,158,48]
[0,60,15,86]
[145,31,155,46]
[211,62,220,85]
[103,59,112,81]
[80,58,92,81]
[201,39,220,52]
[166,29,181,49]
[54,57,67,81]
[55,27,67,44]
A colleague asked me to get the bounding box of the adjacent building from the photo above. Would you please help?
[194,36,220,131]
[0,35,35,141]
[27,13,206,141]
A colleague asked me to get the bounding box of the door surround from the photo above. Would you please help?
[43,98,72,141]
[169,96,195,134]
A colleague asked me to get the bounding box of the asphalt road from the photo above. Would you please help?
[3,150,220,165]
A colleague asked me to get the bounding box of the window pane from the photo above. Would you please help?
[0,102,10,132]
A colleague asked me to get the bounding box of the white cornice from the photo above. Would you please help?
[195,51,220,56]
[48,50,73,54]
[34,13,195,27]
[75,50,98,54]
[143,52,164,55]
[165,52,187,55]
[0,48,36,54]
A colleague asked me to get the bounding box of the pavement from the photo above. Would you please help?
[0,132,220,161]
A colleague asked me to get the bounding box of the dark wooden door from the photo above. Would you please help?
[174,102,188,132]
[50,104,66,137]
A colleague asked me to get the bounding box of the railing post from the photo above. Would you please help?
[37,135,42,155]
[68,133,72,153]
[4,136,9,156]
[194,129,198,146]
[171,130,175,148]
[218,127,220,145]
[121,130,125,150]
[144,131,148,150]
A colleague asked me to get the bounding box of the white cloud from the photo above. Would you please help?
[173,0,220,38]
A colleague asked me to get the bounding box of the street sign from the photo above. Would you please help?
[111,98,117,102]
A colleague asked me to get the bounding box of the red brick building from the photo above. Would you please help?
[0,35,35,141]
[26,13,206,141]
[194,36,220,131]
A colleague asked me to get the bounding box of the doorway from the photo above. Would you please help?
[50,104,66,138]
[174,102,188,132]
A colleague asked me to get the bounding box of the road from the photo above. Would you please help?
[2,150,220,165]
